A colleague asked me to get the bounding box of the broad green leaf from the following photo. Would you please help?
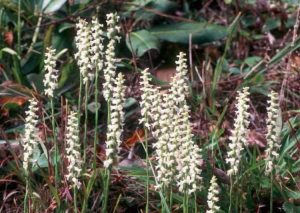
[43,0,67,13]
[126,30,160,57]
[123,0,176,21]
[149,22,227,44]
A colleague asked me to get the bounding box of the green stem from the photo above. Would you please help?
[77,75,83,122]
[194,192,197,213]
[17,0,21,55]
[74,187,77,213]
[229,176,233,213]
[24,177,29,213]
[83,82,88,163]
[102,169,111,213]
[93,67,99,170]
[270,173,273,213]
[51,98,59,185]
[183,192,189,213]
[169,187,173,212]
[144,125,149,213]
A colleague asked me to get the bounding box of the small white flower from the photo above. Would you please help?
[22,99,39,173]
[43,47,59,98]
[75,18,93,84]
[103,13,121,101]
[175,104,202,194]
[90,16,105,71]
[265,91,281,175]
[226,87,250,176]
[65,111,82,188]
[104,73,126,169]
[206,175,220,213]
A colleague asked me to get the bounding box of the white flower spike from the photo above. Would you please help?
[23,98,39,173]
[104,73,126,169]
[265,91,282,175]
[207,175,220,213]
[43,47,59,98]
[65,111,82,188]
[226,87,250,176]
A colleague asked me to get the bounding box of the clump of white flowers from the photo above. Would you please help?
[65,111,82,188]
[75,18,93,84]
[90,16,104,71]
[226,87,250,176]
[104,73,126,169]
[22,99,39,173]
[176,104,202,194]
[103,13,121,101]
[140,52,202,193]
[43,47,59,98]
[207,175,220,213]
[265,91,282,175]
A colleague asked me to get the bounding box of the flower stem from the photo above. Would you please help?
[93,67,99,170]
[102,168,111,213]
[144,124,149,213]
[24,177,29,213]
[74,187,77,213]
[229,176,233,213]
[50,98,59,185]
[270,172,274,213]
[77,75,83,130]
[83,82,89,163]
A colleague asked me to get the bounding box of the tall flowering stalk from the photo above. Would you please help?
[22,98,39,213]
[207,176,220,213]
[65,111,82,212]
[226,87,250,177]
[43,47,60,184]
[90,16,105,169]
[176,104,203,213]
[74,18,93,163]
[103,73,126,212]
[264,91,281,213]
[103,13,121,101]
[265,91,281,175]
[225,87,250,212]
[139,68,158,213]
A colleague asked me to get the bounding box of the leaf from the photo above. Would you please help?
[0,96,29,106]
[127,30,160,57]
[123,0,177,21]
[43,0,67,13]
[149,22,227,44]
[283,202,300,213]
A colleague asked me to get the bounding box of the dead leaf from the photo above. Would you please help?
[123,129,144,148]
[154,67,176,82]
[0,96,29,106]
